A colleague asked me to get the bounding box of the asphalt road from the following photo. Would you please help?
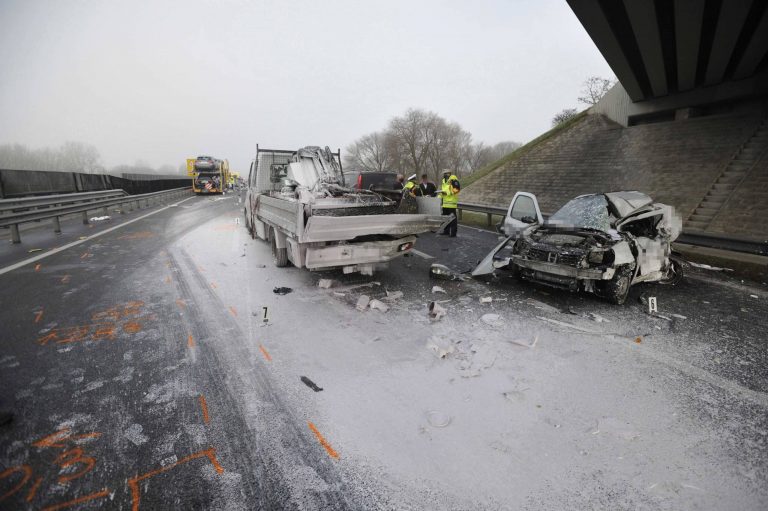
[1,193,766,510]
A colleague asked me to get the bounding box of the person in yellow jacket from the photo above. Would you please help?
[439,170,460,237]
[403,174,417,196]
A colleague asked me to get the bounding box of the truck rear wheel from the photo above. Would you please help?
[270,229,289,267]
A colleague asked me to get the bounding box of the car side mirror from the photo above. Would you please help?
[521,216,537,224]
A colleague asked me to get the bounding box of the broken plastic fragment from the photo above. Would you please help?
[28,248,43,253]
[428,301,446,320]
[300,376,323,392]
[356,295,370,311]
[426,337,454,358]
[89,216,111,222]
[385,290,403,301]
[429,263,467,281]
[369,299,390,313]
[431,286,446,294]
[273,287,293,295]
[588,312,610,323]
[479,296,492,304]
[318,279,337,289]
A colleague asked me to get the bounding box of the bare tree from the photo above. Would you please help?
[552,108,578,127]
[344,131,392,172]
[577,76,616,105]
[0,141,102,172]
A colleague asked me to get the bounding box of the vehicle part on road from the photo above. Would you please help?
[479,296,492,304]
[429,263,468,281]
[431,286,446,294]
[428,301,446,320]
[273,287,293,295]
[369,299,390,313]
[473,191,683,304]
[426,410,452,428]
[318,278,338,289]
[300,376,323,392]
[356,295,370,311]
[384,290,403,301]
[426,337,454,358]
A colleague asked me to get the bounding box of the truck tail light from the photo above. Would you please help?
[356,174,362,189]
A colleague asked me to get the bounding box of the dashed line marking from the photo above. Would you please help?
[41,488,110,511]
[34,309,44,323]
[187,334,195,348]
[258,344,272,362]
[228,306,237,317]
[307,422,339,459]
[410,249,435,260]
[198,395,210,424]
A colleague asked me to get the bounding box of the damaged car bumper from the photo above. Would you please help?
[511,255,615,289]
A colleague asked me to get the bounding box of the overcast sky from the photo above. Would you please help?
[0,0,612,172]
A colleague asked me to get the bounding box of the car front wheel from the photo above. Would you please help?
[603,265,633,305]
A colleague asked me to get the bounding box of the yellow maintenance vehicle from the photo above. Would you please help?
[186,155,230,194]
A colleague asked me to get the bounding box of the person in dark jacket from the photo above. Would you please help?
[417,174,437,197]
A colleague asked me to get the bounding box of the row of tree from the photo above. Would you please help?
[0,142,183,175]
[345,108,520,182]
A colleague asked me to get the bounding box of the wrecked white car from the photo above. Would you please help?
[473,191,684,304]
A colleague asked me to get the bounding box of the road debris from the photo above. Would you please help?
[426,337,455,358]
[28,248,43,253]
[507,335,539,349]
[429,263,468,281]
[480,313,504,327]
[333,292,346,297]
[89,216,111,222]
[526,298,560,314]
[369,299,390,313]
[428,301,446,321]
[750,294,758,299]
[688,261,733,272]
[670,313,687,320]
[431,286,446,294]
[635,337,642,343]
[479,296,493,304]
[588,312,610,323]
[385,290,403,301]
[426,410,452,428]
[254,264,266,268]
[318,278,338,289]
[273,287,293,295]
[536,316,595,332]
[300,376,323,392]
[356,295,370,311]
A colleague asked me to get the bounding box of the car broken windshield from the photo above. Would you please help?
[547,194,613,231]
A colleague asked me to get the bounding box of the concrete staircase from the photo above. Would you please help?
[685,117,768,231]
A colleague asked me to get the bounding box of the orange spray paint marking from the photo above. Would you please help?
[54,447,96,483]
[634,337,642,344]
[229,306,237,317]
[34,309,44,323]
[60,275,70,284]
[34,264,41,272]
[0,465,32,502]
[127,448,224,511]
[210,282,217,289]
[307,422,339,459]
[164,276,171,284]
[187,334,195,348]
[176,299,186,310]
[198,395,210,424]
[258,344,272,362]
[25,476,43,502]
[41,488,110,511]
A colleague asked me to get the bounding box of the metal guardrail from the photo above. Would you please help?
[457,201,767,256]
[0,186,192,243]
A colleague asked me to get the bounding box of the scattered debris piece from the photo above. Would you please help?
[635,337,642,343]
[333,292,346,297]
[479,296,493,304]
[526,298,560,314]
[28,248,43,253]
[385,290,403,301]
[431,286,446,294]
[318,278,338,289]
[426,410,452,428]
[426,337,454,358]
[670,313,687,320]
[79,236,88,240]
[536,316,595,332]
[481,313,504,327]
[300,376,323,392]
[429,263,468,281]
[428,301,446,321]
[588,312,610,323]
[369,299,390,313]
[273,287,293,295]
[254,264,266,268]
[688,261,733,272]
[507,335,539,349]
[89,216,111,222]
[750,294,758,299]
[356,295,370,311]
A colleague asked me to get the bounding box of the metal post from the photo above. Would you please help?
[102,206,109,216]
[457,209,463,220]
[82,211,89,225]
[487,213,492,226]
[10,224,20,243]
[53,216,61,233]
[120,203,126,214]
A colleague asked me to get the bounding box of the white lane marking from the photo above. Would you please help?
[410,249,435,260]
[0,196,196,276]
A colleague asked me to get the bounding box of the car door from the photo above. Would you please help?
[503,192,543,237]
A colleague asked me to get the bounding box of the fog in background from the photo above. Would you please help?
[0,0,612,173]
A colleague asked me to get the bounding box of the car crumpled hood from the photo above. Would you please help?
[605,191,653,220]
